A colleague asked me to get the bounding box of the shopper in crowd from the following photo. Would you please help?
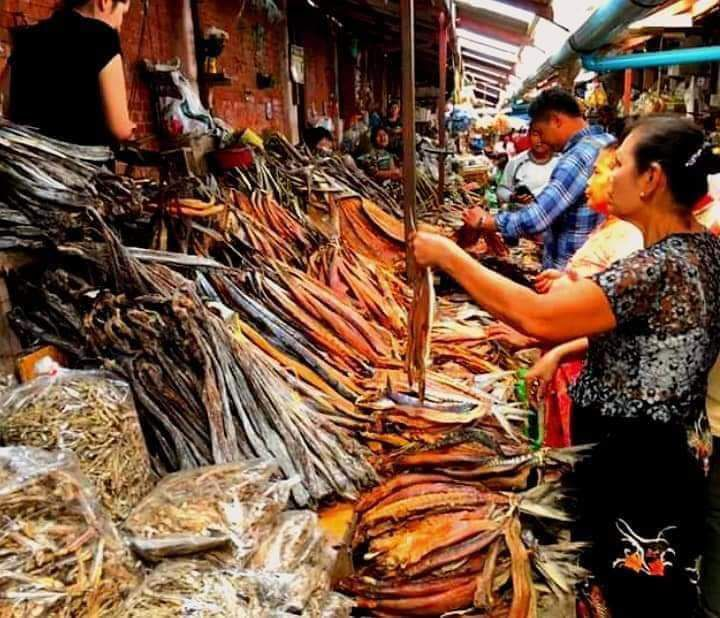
[464,88,615,269]
[411,115,720,617]
[357,126,401,182]
[497,126,558,207]
[1,0,134,147]
[304,126,334,155]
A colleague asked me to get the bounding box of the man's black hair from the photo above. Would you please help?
[528,87,582,122]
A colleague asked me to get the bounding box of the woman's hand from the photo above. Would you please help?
[410,231,455,269]
[486,322,538,349]
[534,268,579,294]
[534,269,564,294]
[526,347,562,401]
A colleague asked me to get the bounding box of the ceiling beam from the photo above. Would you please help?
[462,49,515,71]
[455,13,531,47]
[459,38,519,63]
[463,58,510,77]
[466,71,509,87]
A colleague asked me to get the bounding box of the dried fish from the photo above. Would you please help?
[119,560,267,617]
[0,447,139,617]
[0,371,155,522]
[123,460,284,562]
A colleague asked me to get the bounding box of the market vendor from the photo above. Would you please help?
[357,126,401,182]
[0,0,134,147]
[465,88,614,269]
[496,126,557,207]
[411,115,720,617]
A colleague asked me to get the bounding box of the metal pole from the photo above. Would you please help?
[401,0,417,278]
[437,10,448,206]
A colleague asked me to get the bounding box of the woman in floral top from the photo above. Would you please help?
[411,116,720,616]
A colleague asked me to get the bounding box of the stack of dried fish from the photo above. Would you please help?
[0,122,143,250]
[0,447,140,617]
[120,560,268,617]
[121,559,353,617]
[339,476,583,616]
[308,242,409,338]
[0,370,155,522]
[1,182,374,506]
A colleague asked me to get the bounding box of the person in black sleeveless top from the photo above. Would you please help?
[1,0,134,147]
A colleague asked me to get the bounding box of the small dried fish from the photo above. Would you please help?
[123,460,283,563]
[0,371,155,522]
[0,447,139,617]
[119,560,267,617]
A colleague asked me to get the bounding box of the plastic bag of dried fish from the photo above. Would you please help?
[119,559,268,618]
[0,369,155,522]
[249,510,328,572]
[0,447,140,618]
[227,566,332,614]
[302,591,355,617]
[123,460,290,562]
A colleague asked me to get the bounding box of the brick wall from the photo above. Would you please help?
[0,0,291,139]
[0,0,177,139]
[297,11,334,125]
[198,1,288,136]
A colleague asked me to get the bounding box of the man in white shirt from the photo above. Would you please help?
[497,127,557,206]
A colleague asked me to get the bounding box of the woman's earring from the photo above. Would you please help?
[640,192,646,198]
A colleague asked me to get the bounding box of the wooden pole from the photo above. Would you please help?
[623,68,633,116]
[401,0,417,278]
[437,10,448,205]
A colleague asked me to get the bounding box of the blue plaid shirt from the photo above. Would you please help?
[495,125,616,269]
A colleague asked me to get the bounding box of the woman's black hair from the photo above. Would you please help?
[371,125,389,147]
[625,115,720,210]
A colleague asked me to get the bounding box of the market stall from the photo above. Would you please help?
[3,0,720,615]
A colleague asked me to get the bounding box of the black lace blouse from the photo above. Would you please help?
[572,233,720,437]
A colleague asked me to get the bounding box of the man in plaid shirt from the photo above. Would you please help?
[466,89,615,269]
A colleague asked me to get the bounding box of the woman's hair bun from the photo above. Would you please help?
[693,145,720,176]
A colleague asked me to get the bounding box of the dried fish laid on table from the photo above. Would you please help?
[337,197,406,267]
[0,447,139,617]
[308,242,409,338]
[123,460,283,562]
[0,370,155,522]
[339,474,576,617]
[228,187,322,256]
[0,122,143,233]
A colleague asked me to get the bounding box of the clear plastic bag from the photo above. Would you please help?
[0,447,140,617]
[119,559,267,617]
[250,510,326,572]
[123,460,289,562]
[302,591,355,617]
[0,369,155,522]
[230,566,331,614]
